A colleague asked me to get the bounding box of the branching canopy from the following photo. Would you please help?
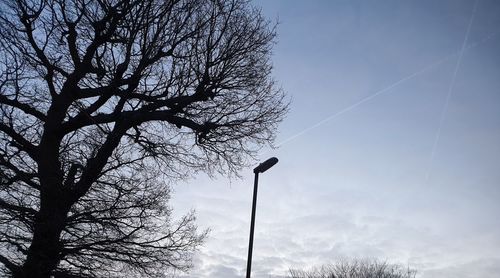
[0,0,287,277]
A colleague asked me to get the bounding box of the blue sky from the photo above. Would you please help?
[171,0,500,277]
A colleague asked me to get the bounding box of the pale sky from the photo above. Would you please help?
[171,0,500,277]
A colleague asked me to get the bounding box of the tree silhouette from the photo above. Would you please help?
[0,0,287,277]
[289,260,417,278]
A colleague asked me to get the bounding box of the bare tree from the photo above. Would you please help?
[289,260,417,278]
[0,0,287,277]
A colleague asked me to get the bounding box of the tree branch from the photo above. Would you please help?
[0,95,46,121]
[0,123,38,158]
[0,198,37,216]
[0,253,19,274]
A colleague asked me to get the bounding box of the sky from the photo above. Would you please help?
[171,0,500,277]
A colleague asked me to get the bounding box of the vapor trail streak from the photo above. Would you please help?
[270,30,498,152]
[275,55,452,147]
[425,0,479,181]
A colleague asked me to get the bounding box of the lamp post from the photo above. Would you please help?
[246,157,279,278]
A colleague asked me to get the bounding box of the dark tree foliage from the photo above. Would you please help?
[289,260,417,278]
[0,0,287,277]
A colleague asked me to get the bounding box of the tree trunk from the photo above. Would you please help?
[15,192,70,278]
[16,108,71,277]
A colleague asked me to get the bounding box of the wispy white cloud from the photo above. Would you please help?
[171,1,500,277]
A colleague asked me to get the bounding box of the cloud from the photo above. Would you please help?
[420,258,500,278]
[207,265,240,278]
[170,1,500,277]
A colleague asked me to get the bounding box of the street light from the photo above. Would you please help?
[246,157,279,278]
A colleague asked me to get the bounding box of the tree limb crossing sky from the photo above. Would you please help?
[172,0,500,277]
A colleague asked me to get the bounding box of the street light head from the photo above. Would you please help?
[253,157,279,174]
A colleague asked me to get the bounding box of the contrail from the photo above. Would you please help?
[273,28,498,151]
[266,32,499,156]
[275,54,453,148]
[425,0,479,182]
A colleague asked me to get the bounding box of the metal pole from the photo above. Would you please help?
[246,172,259,278]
